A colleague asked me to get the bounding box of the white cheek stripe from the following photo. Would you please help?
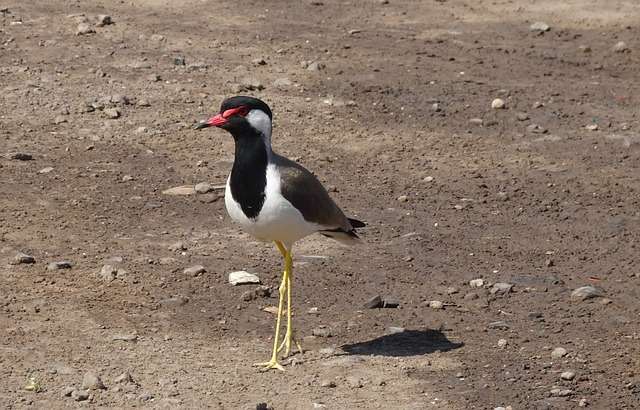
[246,109,272,152]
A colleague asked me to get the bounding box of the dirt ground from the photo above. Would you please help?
[2,0,640,408]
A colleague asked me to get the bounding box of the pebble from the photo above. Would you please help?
[578,398,588,407]
[490,282,513,295]
[54,115,67,124]
[273,77,293,88]
[137,99,151,107]
[194,182,214,194]
[122,175,134,182]
[496,191,509,201]
[47,261,72,271]
[571,285,602,301]
[183,265,206,277]
[345,376,363,388]
[383,297,400,308]
[397,195,408,202]
[516,112,529,121]
[72,389,90,401]
[561,371,575,380]
[612,41,629,53]
[491,98,506,109]
[98,264,118,281]
[551,347,567,359]
[39,167,54,174]
[7,152,33,160]
[174,56,186,66]
[429,300,444,309]
[320,379,336,388]
[252,57,267,65]
[585,124,598,131]
[487,321,509,330]
[228,270,261,285]
[388,326,405,334]
[62,386,74,397]
[150,34,165,42]
[464,292,479,300]
[530,21,551,32]
[240,77,265,91]
[497,338,508,348]
[114,372,133,384]
[168,241,186,251]
[306,61,326,71]
[423,176,434,182]
[96,15,112,26]
[82,372,106,390]
[364,295,384,309]
[469,278,484,288]
[104,108,120,119]
[312,326,332,337]
[12,252,35,265]
[468,118,484,125]
[76,23,95,35]
[431,102,441,112]
[526,124,547,134]
[241,285,272,301]
[162,186,196,195]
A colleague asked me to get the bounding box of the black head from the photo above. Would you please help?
[194,95,273,137]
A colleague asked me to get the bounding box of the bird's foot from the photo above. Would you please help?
[253,358,285,372]
[277,333,303,357]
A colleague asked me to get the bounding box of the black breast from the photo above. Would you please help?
[229,135,268,219]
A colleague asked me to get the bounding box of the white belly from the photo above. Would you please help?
[224,164,320,246]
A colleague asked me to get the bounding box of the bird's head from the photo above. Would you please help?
[194,95,273,140]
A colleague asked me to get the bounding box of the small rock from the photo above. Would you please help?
[423,176,434,182]
[383,297,400,308]
[497,338,508,348]
[345,376,363,388]
[557,389,573,397]
[104,108,120,119]
[308,307,319,314]
[530,21,551,32]
[312,327,332,337]
[137,99,151,107]
[561,371,575,381]
[490,282,513,295]
[397,195,408,202]
[82,372,106,390]
[168,241,186,251]
[469,278,484,288]
[241,285,271,301]
[469,118,484,125]
[612,41,629,53]
[228,270,261,285]
[7,152,33,161]
[183,265,206,276]
[364,295,383,309]
[240,77,264,91]
[496,191,509,201]
[114,372,133,384]
[122,175,134,182]
[76,23,95,35]
[62,386,74,397]
[273,77,293,88]
[150,34,165,42]
[488,321,510,330]
[72,390,90,401]
[96,15,112,26]
[47,261,72,271]
[551,347,567,359]
[491,98,506,109]
[162,186,195,196]
[387,326,405,335]
[194,182,213,194]
[174,56,186,66]
[585,124,598,131]
[464,292,479,300]
[571,285,602,301]
[306,61,326,71]
[252,57,267,65]
[53,115,68,124]
[98,264,118,281]
[578,398,588,407]
[526,123,547,134]
[320,379,336,388]
[12,252,35,265]
[431,103,441,112]
[429,300,444,309]
[39,167,54,174]
[516,112,529,121]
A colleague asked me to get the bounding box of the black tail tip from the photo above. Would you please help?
[348,218,366,228]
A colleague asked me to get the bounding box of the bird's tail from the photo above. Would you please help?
[320,217,366,246]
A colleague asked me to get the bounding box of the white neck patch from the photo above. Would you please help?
[246,109,272,148]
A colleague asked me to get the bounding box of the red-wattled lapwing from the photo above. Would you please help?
[195,96,364,371]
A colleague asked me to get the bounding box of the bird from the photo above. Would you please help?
[194,95,364,371]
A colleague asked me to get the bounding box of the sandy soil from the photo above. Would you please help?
[2,0,640,408]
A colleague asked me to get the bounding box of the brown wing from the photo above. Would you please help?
[272,153,353,231]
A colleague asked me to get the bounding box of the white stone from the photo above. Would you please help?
[469,278,484,288]
[228,271,261,285]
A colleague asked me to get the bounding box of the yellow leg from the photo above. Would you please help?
[276,245,303,357]
[253,244,288,371]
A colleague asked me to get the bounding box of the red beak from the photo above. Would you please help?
[194,114,226,129]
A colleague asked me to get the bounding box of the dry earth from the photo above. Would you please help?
[2,0,640,408]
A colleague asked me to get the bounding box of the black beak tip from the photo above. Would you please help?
[193,121,208,130]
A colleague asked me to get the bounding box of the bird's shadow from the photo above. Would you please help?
[341,329,463,357]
